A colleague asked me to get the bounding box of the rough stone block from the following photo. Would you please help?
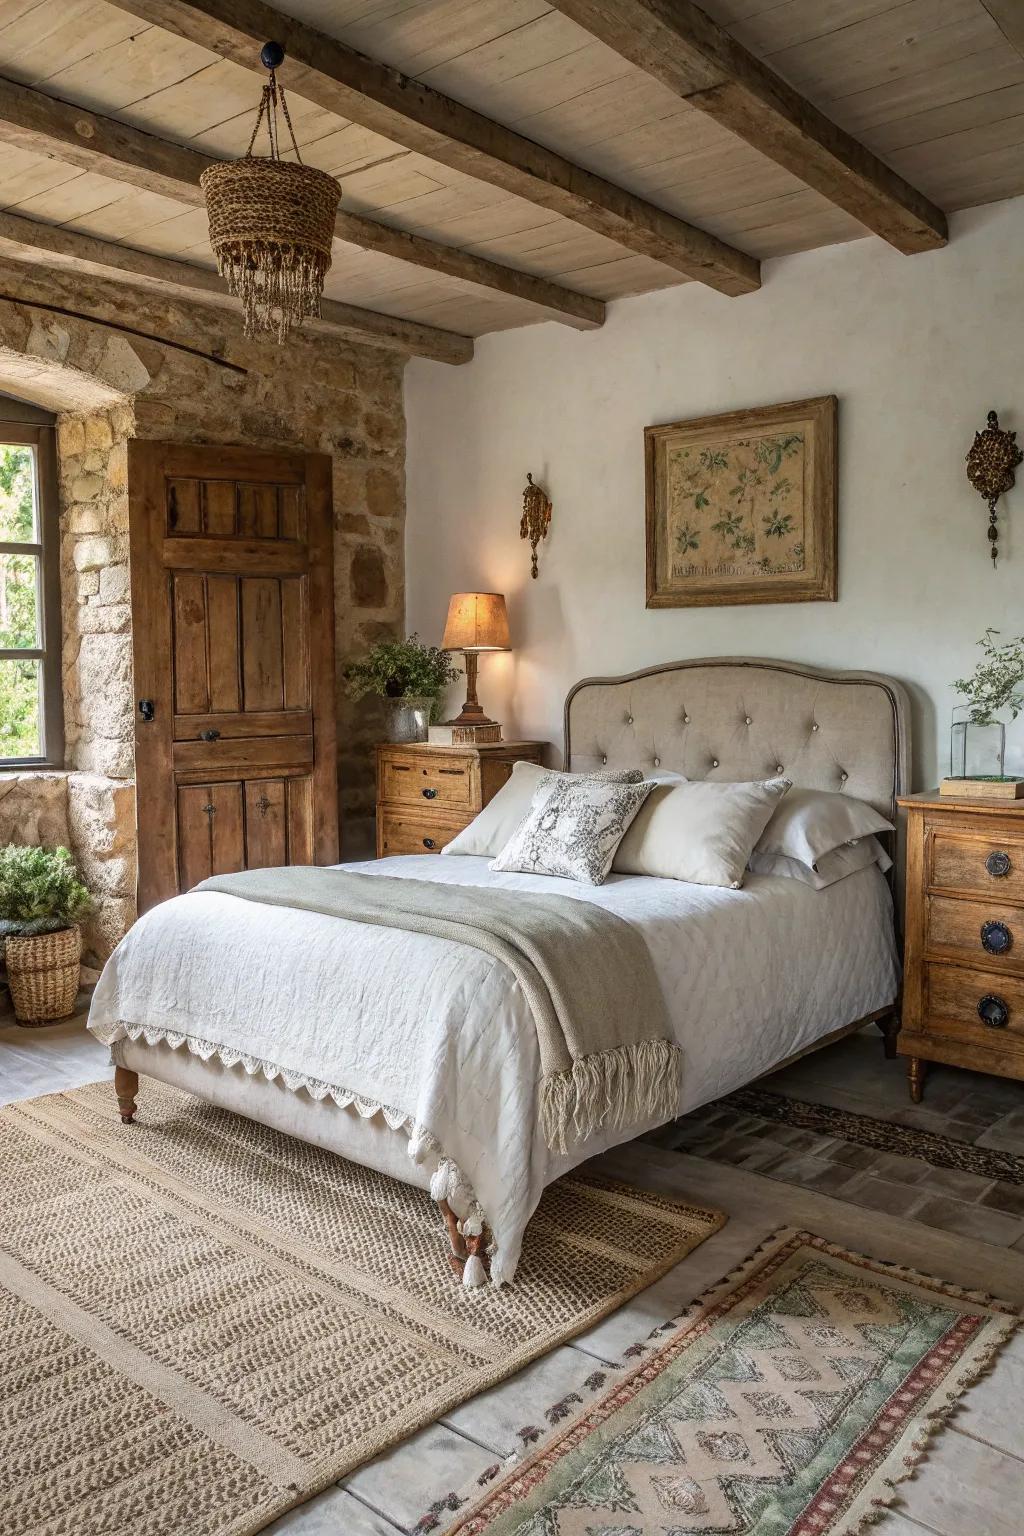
[98,564,129,604]
[73,536,115,571]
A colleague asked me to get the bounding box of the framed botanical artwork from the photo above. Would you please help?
[645,395,837,608]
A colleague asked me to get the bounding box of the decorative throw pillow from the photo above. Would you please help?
[442,760,644,859]
[748,835,892,889]
[612,777,791,888]
[754,786,894,868]
[491,775,656,885]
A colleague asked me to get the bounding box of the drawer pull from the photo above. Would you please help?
[986,850,1012,878]
[422,787,438,799]
[423,837,436,849]
[978,994,1010,1029]
[981,919,1013,955]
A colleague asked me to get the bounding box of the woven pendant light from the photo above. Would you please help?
[200,42,341,344]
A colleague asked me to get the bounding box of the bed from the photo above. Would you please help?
[89,656,909,1286]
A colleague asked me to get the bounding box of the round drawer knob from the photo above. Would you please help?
[423,837,436,849]
[987,850,1012,878]
[422,787,437,799]
[978,993,1010,1028]
[981,919,1013,955]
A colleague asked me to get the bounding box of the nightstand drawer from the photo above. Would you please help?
[930,831,1024,901]
[926,895,1024,973]
[924,963,1024,1053]
[380,752,474,811]
[378,809,464,856]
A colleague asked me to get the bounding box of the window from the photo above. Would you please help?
[0,411,62,766]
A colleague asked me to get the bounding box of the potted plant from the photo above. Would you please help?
[345,634,461,742]
[0,846,92,1026]
[951,628,1024,780]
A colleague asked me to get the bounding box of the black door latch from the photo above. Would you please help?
[138,699,155,722]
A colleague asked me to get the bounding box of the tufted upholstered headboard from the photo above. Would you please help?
[565,657,911,822]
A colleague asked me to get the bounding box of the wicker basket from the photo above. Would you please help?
[5,924,81,1027]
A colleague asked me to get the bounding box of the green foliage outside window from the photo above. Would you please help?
[0,445,40,758]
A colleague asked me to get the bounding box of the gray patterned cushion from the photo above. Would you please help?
[491,775,656,885]
[442,762,644,859]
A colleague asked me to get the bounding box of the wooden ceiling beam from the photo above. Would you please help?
[0,208,473,364]
[0,76,604,332]
[546,0,947,255]
[108,0,761,296]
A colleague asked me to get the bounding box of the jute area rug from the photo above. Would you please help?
[438,1228,1019,1536]
[1,1080,724,1536]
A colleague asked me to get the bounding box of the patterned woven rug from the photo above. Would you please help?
[0,1079,724,1536]
[725,1086,1024,1184]
[439,1229,1018,1536]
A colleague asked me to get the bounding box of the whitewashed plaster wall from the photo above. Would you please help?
[405,199,1024,790]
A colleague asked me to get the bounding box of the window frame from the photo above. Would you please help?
[0,416,64,769]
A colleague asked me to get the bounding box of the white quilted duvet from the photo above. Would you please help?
[89,856,899,1282]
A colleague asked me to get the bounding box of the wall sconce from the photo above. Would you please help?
[520,472,552,579]
[966,410,1022,567]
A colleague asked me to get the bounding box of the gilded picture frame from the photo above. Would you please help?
[645,395,837,608]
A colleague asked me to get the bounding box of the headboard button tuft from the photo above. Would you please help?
[712,758,719,768]
[601,754,607,764]
[776,765,784,774]
[811,723,819,732]
[626,714,633,725]
[683,714,691,724]
[745,716,752,725]
[653,757,660,767]
[840,771,848,782]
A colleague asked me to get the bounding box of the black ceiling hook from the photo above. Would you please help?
[260,40,285,69]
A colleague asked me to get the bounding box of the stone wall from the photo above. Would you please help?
[0,258,408,960]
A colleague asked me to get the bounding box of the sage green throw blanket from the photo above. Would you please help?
[196,867,679,1154]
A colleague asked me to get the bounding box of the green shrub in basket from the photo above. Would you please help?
[0,846,92,939]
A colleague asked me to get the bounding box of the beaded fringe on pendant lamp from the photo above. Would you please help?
[200,42,340,344]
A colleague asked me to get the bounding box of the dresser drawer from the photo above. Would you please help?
[923,963,1024,1055]
[380,752,474,811]
[378,809,464,856]
[926,895,1024,973]
[929,830,1024,901]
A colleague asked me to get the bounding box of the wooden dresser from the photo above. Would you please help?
[899,790,1024,1102]
[376,740,546,858]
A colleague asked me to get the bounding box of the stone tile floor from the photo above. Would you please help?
[4,1013,1024,1536]
[648,1026,1024,1252]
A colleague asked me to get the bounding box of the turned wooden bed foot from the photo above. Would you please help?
[875,1012,901,1060]
[438,1197,468,1276]
[115,1066,139,1124]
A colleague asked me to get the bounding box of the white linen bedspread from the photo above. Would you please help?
[89,857,898,1282]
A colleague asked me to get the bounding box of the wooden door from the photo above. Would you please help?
[129,441,338,910]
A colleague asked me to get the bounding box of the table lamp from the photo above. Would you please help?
[437,592,510,744]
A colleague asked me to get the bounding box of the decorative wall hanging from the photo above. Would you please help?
[520,472,552,578]
[645,396,837,608]
[966,410,1021,567]
[200,41,341,344]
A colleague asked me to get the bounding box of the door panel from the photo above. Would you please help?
[131,441,337,910]
[177,783,245,889]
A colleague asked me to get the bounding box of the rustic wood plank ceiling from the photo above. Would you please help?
[0,0,1018,360]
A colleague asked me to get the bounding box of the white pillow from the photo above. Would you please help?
[749,835,892,890]
[442,760,644,859]
[613,777,791,888]
[754,787,894,867]
[491,775,655,885]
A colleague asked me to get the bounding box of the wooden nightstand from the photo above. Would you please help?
[899,790,1024,1102]
[375,740,546,858]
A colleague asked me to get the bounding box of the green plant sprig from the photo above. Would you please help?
[344,634,461,703]
[0,845,92,938]
[952,628,1024,726]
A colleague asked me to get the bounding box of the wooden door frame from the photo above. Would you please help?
[128,440,338,911]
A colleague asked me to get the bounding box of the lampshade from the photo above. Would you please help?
[442,592,510,652]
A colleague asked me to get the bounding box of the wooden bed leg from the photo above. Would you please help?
[115,1067,139,1124]
[907,1057,925,1104]
[437,1198,468,1276]
[876,1012,900,1060]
